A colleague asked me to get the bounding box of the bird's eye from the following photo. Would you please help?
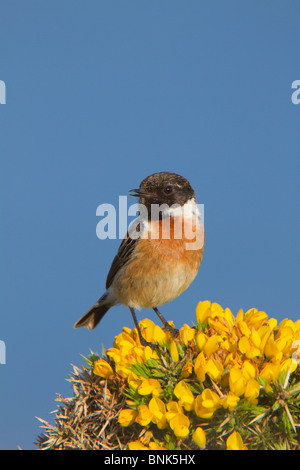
[164,186,173,194]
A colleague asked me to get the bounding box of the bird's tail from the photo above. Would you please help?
[73,296,111,330]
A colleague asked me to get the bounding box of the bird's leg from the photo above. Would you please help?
[153,307,179,336]
[129,307,158,350]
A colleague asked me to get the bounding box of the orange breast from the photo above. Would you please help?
[113,216,204,309]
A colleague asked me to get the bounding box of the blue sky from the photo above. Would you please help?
[1,1,300,449]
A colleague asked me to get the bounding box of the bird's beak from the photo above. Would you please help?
[129,188,154,199]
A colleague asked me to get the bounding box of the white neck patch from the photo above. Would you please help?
[162,197,200,221]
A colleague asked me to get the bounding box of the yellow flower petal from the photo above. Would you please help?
[138,378,162,396]
[195,300,212,324]
[192,427,206,449]
[196,332,208,350]
[226,431,247,450]
[128,440,148,450]
[135,405,153,426]
[203,335,219,354]
[206,358,224,382]
[170,341,179,362]
[173,424,189,438]
[93,358,114,379]
[194,389,220,419]
[169,413,190,436]
[149,441,166,450]
[260,362,281,383]
[229,367,247,396]
[242,361,257,379]
[118,409,138,427]
[181,361,193,378]
[238,321,251,338]
[244,309,268,328]
[174,380,194,411]
[250,330,261,348]
[221,392,240,411]
[244,378,260,404]
[179,324,196,345]
[149,397,167,429]
[165,401,184,422]
[194,352,207,382]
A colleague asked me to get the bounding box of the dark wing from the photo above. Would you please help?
[105,226,141,289]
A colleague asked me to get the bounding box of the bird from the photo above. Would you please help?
[74,171,205,348]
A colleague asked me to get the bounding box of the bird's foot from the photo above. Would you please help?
[163,323,179,337]
[139,336,159,350]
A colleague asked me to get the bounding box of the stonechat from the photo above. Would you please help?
[74,172,204,347]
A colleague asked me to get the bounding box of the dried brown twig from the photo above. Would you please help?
[36,365,141,450]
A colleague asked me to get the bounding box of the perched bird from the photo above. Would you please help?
[74,172,204,348]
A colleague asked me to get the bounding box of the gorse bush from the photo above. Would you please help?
[37,301,300,450]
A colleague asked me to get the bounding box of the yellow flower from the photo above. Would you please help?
[264,335,282,360]
[196,332,208,351]
[141,345,157,361]
[258,325,274,351]
[114,330,136,348]
[140,319,166,344]
[275,325,296,355]
[192,427,206,449]
[226,431,247,450]
[165,401,184,421]
[238,336,250,354]
[250,330,261,348]
[194,352,207,382]
[195,300,212,324]
[237,321,251,338]
[149,397,167,429]
[127,373,142,390]
[93,358,114,379]
[138,378,162,396]
[179,324,196,345]
[229,366,247,396]
[242,360,257,379]
[208,317,231,335]
[224,307,235,329]
[106,347,122,364]
[260,362,281,384]
[239,331,262,359]
[104,302,300,451]
[206,358,224,382]
[236,308,244,323]
[150,324,167,344]
[244,309,268,329]
[114,331,137,356]
[203,335,220,354]
[280,358,298,376]
[128,440,148,450]
[118,409,138,427]
[268,317,278,330]
[170,340,179,362]
[149,441,166,450]
[169,413,190,437]
[244,378,260,404]
[211,302,224,315]
[165,401,190,437]
[181,361,193,378]
[135,405,153,426]
[118,342,135,357]
[279,318,295,331]
[174,380,194,411]
[115,362,134,379]
[221,392,240,411]
[194,389,220,419]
